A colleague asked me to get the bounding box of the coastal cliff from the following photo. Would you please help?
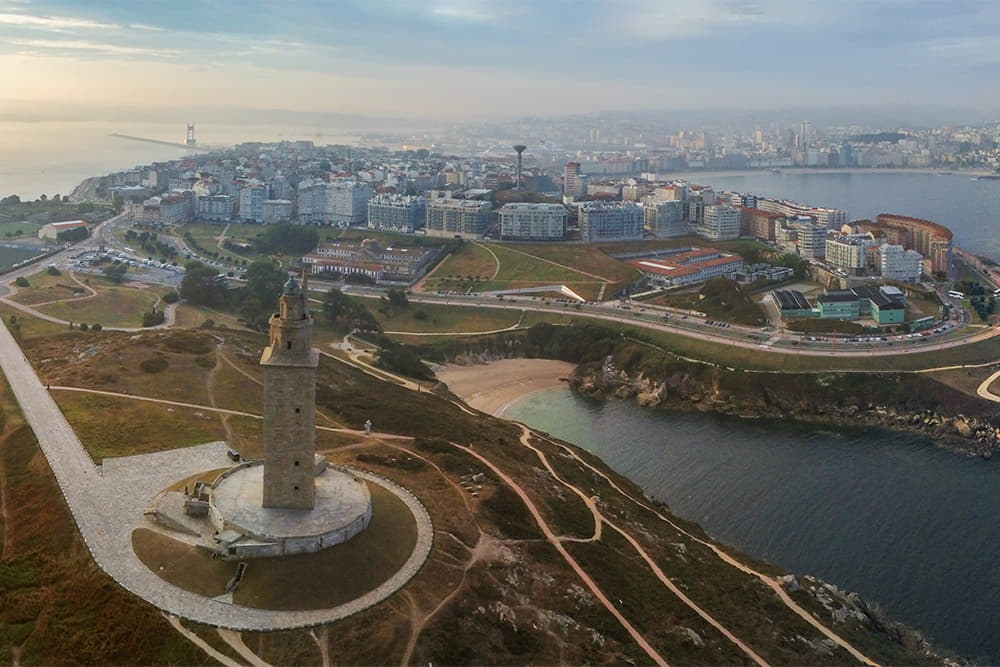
[570,354,1000,458]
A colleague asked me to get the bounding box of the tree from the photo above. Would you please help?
[323,288,381,335]
[386,288,408,308]
[238,260,287,328]
[179,261,229,308]
[102,263,128,283]
[253,223,319,256]
[0,194,20,205]
[112,194,124,214]
[375,336,434,380]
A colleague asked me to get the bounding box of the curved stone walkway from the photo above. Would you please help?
[0,317,433,630]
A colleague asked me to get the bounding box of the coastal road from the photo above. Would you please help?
[334,283,1000,360]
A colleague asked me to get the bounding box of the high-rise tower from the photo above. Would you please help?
[186,123,196,146]
[260,272,319,509]
[512,144,526,190]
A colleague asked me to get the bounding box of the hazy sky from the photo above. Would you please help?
[2,0,999,120]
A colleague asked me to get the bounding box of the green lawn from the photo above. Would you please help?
[502,242,639,283]
[33,280,169,328]
[6,271,85,305]
[423,242,498,290]
[361,298,523,334]
[0,221,42,237]
[178,222,264,260]
[424,242,624,301]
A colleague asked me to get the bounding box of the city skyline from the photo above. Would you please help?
[2,0,1000,120]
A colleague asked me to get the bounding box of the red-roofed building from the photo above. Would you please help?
[627,247,744,287]
[38,219,88,241]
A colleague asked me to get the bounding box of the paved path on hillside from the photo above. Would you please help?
[0,316,430,630]
[976,368,1000,402]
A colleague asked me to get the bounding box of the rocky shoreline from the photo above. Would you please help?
[570,355,1000,459]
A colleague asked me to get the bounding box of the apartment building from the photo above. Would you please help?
[578,201,643,242]
[425,198,491,239]
[498,203,567,240]
[367,194,426,233]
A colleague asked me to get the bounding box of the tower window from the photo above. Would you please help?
[293,485,300,492]
[295,407,300,414]
[287,341,292,350]
[293,460,300,467]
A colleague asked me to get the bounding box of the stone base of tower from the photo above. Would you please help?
[203,460,372,559]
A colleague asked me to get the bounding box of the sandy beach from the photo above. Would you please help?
[436,358,577,417]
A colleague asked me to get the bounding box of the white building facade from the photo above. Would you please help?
[644,200,688,238]
[197,194,231,222]
[425,199,491,239]
[498,203,567,240]
[261,199,293,224]
[699,204,740,240]
[367,194,426,233]
[879,243,923,282]
[297,180,373,226]
[825,234,874,274]
[578,201,643,242]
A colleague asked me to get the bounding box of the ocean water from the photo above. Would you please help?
[506,389,1000,663]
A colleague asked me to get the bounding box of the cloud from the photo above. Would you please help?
[0,11,115,30]
[11,38,179,57]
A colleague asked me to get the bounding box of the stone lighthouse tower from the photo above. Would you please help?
[260,272,319,509]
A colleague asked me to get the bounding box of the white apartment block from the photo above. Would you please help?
[425,199,491,239]
[825,234,874,274]
[367,194,426,233]
[498,203,567,241]
[757,198,847,228]
[879,243,923,282]
[196,194,231,222]
[699,204,740,241]
[578,201,644,242]
[136,192,195,226]
[788,217,828,259]
[239,183,269,222]
[261,199,293,224]
[297,180,373,226]
[644,200,688,238]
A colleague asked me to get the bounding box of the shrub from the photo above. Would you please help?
[91,323,102,331]
[78,323,88,331]
[159,330,213,354]
[142,309,166,327]
[162,290,179,304]
[139,357,169,373]
[13,277,28,287]
[46,266,61,276]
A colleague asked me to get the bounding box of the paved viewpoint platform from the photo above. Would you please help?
[209,461,373,558]
[0,319,433,630]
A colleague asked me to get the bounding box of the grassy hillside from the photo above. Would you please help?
[0,308,948,664]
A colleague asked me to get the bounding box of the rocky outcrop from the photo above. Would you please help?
[571,356,1000,458]
[69,176,104,202]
